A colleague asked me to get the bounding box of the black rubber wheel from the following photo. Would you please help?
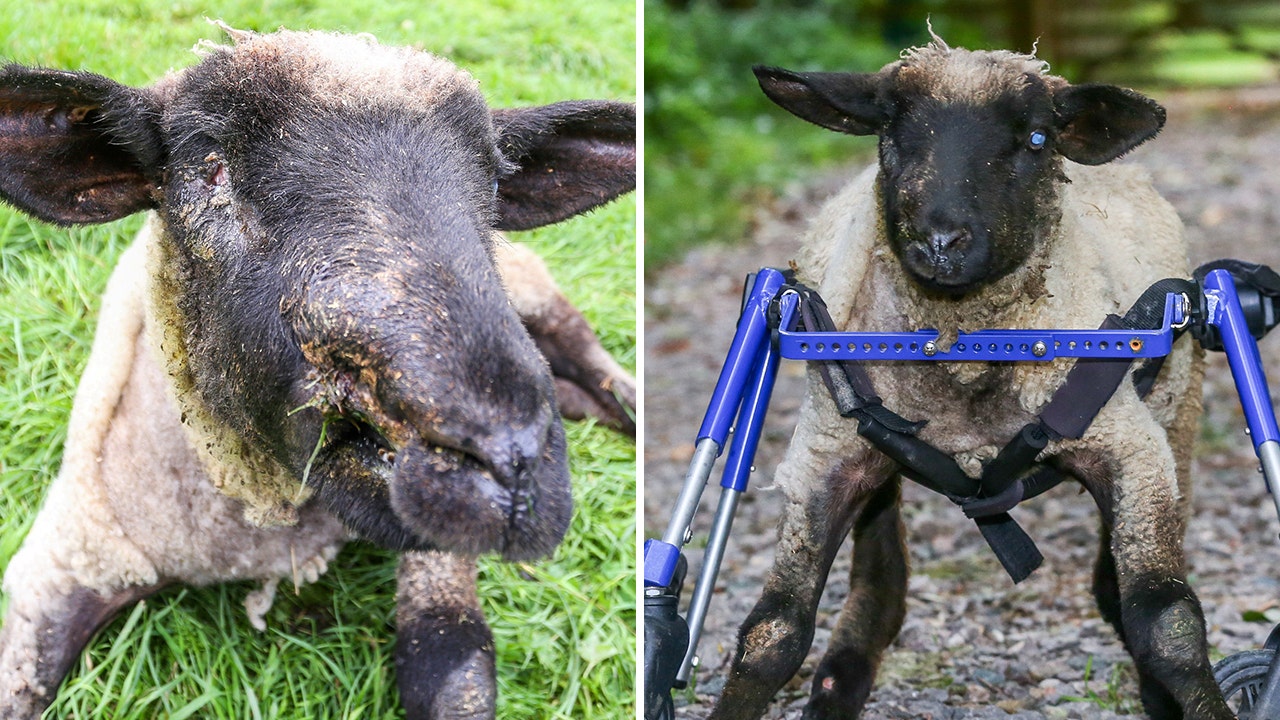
[1215,649,1277,718]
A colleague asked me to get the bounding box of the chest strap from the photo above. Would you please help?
[785,276,1198,583]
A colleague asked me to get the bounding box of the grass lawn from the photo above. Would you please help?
[0,2,636,718]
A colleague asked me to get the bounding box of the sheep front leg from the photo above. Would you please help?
[395,551,496,720]
[494,241,636,436]
[1,415,168,717]
[804,478,908,719]
[709,499,854,720]
[710,438,894,720]
[1084,481,1193,715]
[0,499,164,720]
[1109,516,1227,719]
[1073,420,1231,719]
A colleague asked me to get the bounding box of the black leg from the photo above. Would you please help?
[1092,522,1125,643]
[395,552,496,720]
[708,496,861,720]
[1122,575,1228,720]
[1091,525,1186,716]
[709,442,896,720]
[495,242,635,435]
[805,478,908,720]
[1074,441,1231,719]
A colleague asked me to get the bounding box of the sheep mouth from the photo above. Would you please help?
[390,424,572,561]
[307,418,572,560]
[903,261,979,295]
[900,243,994,296]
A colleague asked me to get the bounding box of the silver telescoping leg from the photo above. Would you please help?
[1260,440,1280,525]
[676,486,742,685]
[660,438,721,550]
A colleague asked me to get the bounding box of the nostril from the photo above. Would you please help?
[928,228,971,255]
[479,423,548,489]
[509,431,545,479]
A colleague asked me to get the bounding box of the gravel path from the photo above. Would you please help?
[643,86,1280,719]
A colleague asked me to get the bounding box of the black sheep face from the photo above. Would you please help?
[753,41,1166,296]
[0,29,636,560]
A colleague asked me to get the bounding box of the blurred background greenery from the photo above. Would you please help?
[645,0,1280,269]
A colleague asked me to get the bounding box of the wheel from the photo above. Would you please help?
[1215,649,1277,718]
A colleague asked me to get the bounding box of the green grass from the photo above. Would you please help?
[0,2,635,718]
[1063,656,1140,715]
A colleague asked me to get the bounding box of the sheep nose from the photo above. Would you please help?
[467,408,554,490]
[928,228,971,258]
[493,431,543,486]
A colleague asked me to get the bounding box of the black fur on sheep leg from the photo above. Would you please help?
[394,551,496,720]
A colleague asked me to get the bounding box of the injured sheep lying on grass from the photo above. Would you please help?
[709,40,1229,719]
[0,27,635,719]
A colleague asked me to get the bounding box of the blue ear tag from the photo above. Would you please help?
[1029,130,1047,150]
[492,179,500,197]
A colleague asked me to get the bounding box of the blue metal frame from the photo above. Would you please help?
[776,290,1185,362]
[644,269,1194,589]
[696,268,788,446]
[1204,268,1280,447]
[643,265,1280,702]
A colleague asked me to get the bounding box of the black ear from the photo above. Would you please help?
[753,65,887,136]
[0,65,163,225]
[491,101,635,231]
[1053,83,1165,166]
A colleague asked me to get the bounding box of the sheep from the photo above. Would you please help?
[708,40,1228,719]
[0,27,635,719]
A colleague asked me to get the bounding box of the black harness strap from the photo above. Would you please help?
[792,287,925,435]
[784,281,1042,580]
[1036,316,1131,440]
[783,275,1199,583]
[1039,278,1198,440]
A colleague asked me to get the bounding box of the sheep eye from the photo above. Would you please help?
[1028,130,1047,150]
[208,162,228,186]
[202,153,228,187]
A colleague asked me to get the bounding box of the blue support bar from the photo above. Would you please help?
[777,292,1185,362]
[720,315,784,492]
[1204,268,1280,448]
[696,268,787,447]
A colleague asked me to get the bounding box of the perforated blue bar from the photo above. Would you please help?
[776,292,1185,362]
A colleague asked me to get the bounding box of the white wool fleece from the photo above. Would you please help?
[776,160,1202,561]
[3,223,350,620]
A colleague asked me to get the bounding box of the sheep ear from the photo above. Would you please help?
[0,65,163,225]
[754,65,886,136]
[1053,83,1165,165]
[492,101,635,231]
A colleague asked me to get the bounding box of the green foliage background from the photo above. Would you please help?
[643,2,980,268]
[0,2,636,718]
